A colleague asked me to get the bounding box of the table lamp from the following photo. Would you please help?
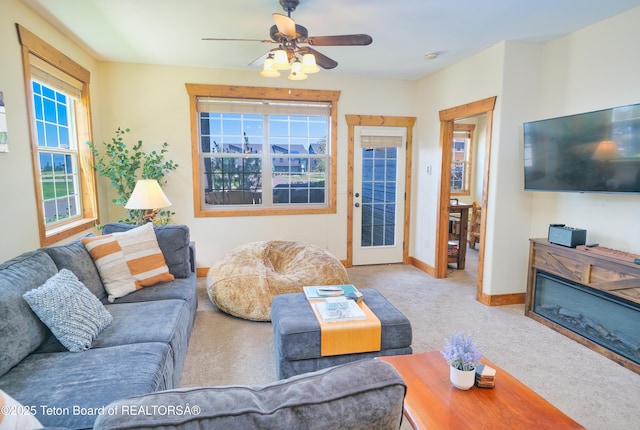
[125,179,172,223]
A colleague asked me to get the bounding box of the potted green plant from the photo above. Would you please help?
[89,127,178,225]
[441,332,482,390]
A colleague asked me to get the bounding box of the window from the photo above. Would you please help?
[450,124,475,195]
[18,25,97,245]
[32,81,80,224]
[187,85,340,216]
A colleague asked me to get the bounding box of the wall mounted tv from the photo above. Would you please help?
[523,102,640,194]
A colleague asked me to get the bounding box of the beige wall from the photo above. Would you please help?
[2,0,638,299]
[95,63,417,266]
[412,42,506,273]
[528,8,640,254]
[411,7,640,296]
[0,0,101,262]
[0,0,416,266]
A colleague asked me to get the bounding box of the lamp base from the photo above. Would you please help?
[143,209,158,223]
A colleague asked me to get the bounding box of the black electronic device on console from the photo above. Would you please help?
[548,224,587,248]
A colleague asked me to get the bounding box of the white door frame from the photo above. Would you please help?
[352,126,406,265]
[345,115,416,267]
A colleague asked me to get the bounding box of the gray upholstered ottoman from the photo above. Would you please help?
[271,288,412,379]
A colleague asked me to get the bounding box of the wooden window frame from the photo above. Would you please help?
[450,123,475,196]
[17,24,98,246]
[186,84,340,217]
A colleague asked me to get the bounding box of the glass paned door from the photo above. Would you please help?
[353,127,406,265]
[361,147,397,246]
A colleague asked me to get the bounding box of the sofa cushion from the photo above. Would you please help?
[109,275,196,305]
[23,269,113,352]
[106,276,198,338]
[93,359,406,430]
[43,237,107,302]
[0,250,57,377]
[98,300,191,388]
[102,223,191,278]
[82,223,174,302]
[0,342,173,429]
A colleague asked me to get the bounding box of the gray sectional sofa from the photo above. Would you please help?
[93,359,407,430]
[0,223,197,429]
[0,222,408,429]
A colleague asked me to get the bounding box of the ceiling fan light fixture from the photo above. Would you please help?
[301,53,320,73]
[261,54,280,75]
[260,55,281,77]
[206,0,372,81]
[288,60,307,80]
[273,49,292,70]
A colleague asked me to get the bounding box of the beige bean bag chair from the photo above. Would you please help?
[206,240,350,321]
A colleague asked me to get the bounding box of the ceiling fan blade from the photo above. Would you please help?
[202,37,274,43]
[273,13,297,38]
[305,34,373,46]
[299,47,337,69]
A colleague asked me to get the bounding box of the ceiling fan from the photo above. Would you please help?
[202,0,372,78]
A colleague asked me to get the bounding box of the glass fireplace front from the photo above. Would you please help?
[533,272,640,365]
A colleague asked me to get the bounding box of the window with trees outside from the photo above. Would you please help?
[186,85,340,217]
[450,123,475,195]
[18,25,97,245]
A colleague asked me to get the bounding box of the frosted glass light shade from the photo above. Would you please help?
[260,56,280,77]
[125,179,172,210]
[273,49,291,70]
[301,53,320,73]
[288,60,307,80]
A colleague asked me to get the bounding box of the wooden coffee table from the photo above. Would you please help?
[379,351,584,430]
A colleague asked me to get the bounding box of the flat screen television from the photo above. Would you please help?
[523,102,640,194]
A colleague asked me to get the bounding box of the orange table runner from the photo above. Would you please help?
[310,300,382,356]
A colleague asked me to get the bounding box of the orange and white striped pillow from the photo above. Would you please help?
[81,223,174,302]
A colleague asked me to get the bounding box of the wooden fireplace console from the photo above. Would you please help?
[526,239,640,374]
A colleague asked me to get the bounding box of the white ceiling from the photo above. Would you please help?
[19,0,640,80]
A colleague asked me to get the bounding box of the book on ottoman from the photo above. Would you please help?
[303,284,360,299]
[315,297,367,322]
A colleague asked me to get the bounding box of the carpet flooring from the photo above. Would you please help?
[180,250,639,429]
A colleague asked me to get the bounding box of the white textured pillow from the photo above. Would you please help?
[23,269,113,352]
[82,223,174,302]
[0,389,42,429]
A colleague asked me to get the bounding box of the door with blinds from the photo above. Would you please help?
[353,127,406,265]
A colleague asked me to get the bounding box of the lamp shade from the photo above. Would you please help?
[125,179,172,210]
[592,140,618,161]
[301,53,320,73]
[288,60,307,81]
[273,49,291,70]
[260,55,281,78]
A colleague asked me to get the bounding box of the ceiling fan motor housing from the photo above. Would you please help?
[270,24,308,42]
[280,0,299,13]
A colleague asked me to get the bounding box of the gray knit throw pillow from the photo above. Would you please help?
[23,269,113,352]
